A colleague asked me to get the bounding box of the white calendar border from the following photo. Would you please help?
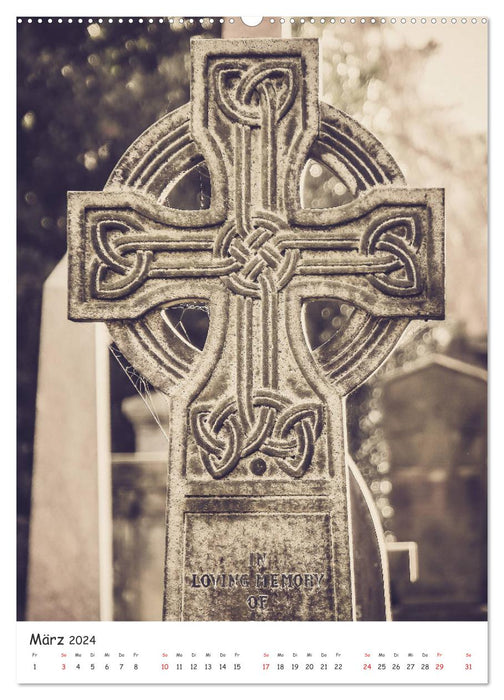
[5,0,502,697]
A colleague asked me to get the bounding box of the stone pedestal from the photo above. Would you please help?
[114,393,392,621]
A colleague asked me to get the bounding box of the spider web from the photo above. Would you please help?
[109,302,210,444]
[109,343,170,443]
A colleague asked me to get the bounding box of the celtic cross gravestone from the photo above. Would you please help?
[68,38,444,620]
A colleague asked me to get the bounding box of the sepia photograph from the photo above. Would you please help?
[17,16,487,627]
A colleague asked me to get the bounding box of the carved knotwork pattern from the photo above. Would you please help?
[214,212,299,297]
[214,61,298,127]
[87,203,429,304]
[91,219,153,299]
[362,216,422,296]
[191,389,322,479]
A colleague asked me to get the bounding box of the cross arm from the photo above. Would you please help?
[67,191,230,321]
[283,187,444,318]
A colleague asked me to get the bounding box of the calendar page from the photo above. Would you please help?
[16,10,489,688]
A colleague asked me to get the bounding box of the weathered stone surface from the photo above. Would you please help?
[67,38,445,620]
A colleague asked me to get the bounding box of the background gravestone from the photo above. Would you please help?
[26,258,113,621]
[112,393,168,621]
[381,356,487,620]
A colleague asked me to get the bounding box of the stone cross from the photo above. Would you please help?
[68,38,444,621]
